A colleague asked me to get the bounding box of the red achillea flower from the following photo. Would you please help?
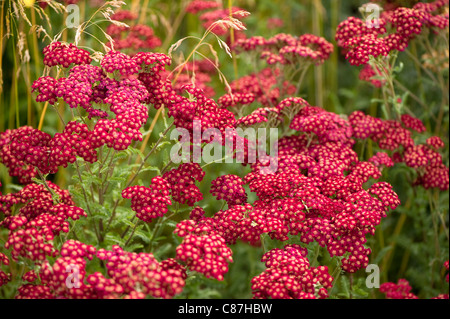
[210,174,248,206]
[335,16,387,48]
[389,7,428,40]
[31,45,155,154]
[236,33,333,66]
[97,246,186,299]
[400,114,426,133]
[186,0,220,14]
[251,245,334,299]
[231,68,296,107]
[16,242,186,299]
[174,218,233,281]
[380,279,419,299]
[369,152,394,169]
[445,260,449,283]
[267,17,284,29]
[0,182,86,262]
[343,34,390,66]
[4,123,98,176]
[22,270,38,283]
[199,7,247,36]
[218,92,256,109]
[163,163,205,206]
[236,107,278,128]
[183,205,262,246]
[31,76,58,104]
[0,252,10,287]
[244,105,401,273]
[122,176,172,223]
[165,84,236,136]
[101,50,140,76]
[43,42,91,68]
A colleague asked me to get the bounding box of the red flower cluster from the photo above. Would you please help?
[235,33,334,65]
[164,84,236,136]
[43,42,91,68]
[380,279,419,299]
[349,111,449,190]
[163,163,205,206]
[181,205,261,246]
[174,215,233,281]
[198,7,247,36]
[16,242,186,299]
[96,245,186,299]
[445,260,449,283]
[251,245,333,299]
[336,1,449,65]
[241,106,400,273]
[231,68,296,107]
[210,174,247,206]
[106,10,161,51]
[186,0,220,14]
[0,182,86,262]
[122,176,172,223]
[0,252,10,288]
[29,46,178,172]
[218,92,255,109]
[2,123,97,176]
[0,128,38,183]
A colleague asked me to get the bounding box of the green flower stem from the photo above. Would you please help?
[124,219,141,247]
[149,211,177,251]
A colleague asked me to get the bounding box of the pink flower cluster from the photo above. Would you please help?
[163,163,205,206]
[210,174,247,206]
[2,123,97,176]
[122,176,172,223]
[170,102,401,284]
[106,11,161,51]
[230,68,296,107]
[164,84,236,137]
[349,111,449,190]
[380,260,449,299]
[174,213,234,281]
[0,128,38,183]
[252,245,334,299]
[43,42,91,68]
[16,241,186,299]
[181,205,261,246]
[186,0,220,14]
[26,46,177,182]
[359,63,386,88]
[336,1,449,65]
[0,182,86,262]
[380,279,419,299]
[235,33,334,65]
[244,107,399,273]
[0,252,10,288]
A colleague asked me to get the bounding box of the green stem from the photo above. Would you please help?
[105,123,174,232]
[124,220,141,247]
